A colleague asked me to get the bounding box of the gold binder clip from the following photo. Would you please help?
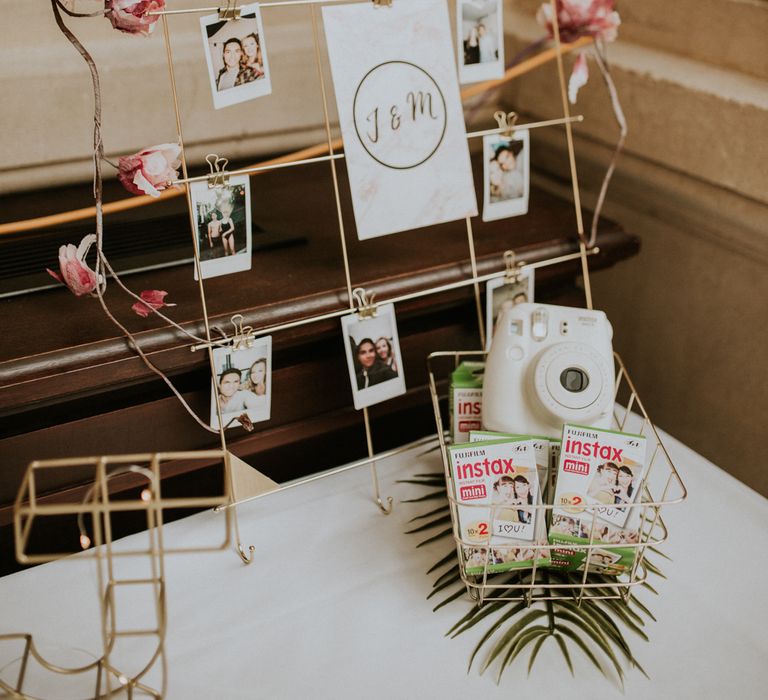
[230,314,256,351]
[372,0,393,7]
[352,287,378,319]
[503,250,524,283]
[206,154,230,189]
[494,110,519,139]
[219,1,241,20]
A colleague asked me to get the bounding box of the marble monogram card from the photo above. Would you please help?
[323,0,477,240]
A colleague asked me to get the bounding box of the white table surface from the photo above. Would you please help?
[1,424,766,699]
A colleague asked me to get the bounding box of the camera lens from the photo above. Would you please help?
[560,367,589,393]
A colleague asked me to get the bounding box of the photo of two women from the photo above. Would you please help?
[341,303,406,410]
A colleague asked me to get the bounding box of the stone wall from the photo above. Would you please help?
[502,0,768,495]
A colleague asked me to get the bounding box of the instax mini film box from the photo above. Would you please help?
[548,424,647,574]
[448,438,550,575]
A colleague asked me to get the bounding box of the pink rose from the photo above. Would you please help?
[46,234,99,296]
[131,289,176,317]
[536,0,620,44]
[117,143,181,197]
[106,1,165,36]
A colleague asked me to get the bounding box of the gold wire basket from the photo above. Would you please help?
[427,350,687,606]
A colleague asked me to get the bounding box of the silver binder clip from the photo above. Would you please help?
[206,154,230,189]
[219,1,241,20]
[494,110,519,139]
[352,287,378,319]
[230,314,256,351]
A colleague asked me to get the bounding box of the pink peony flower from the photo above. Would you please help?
[568,52,589,103]
[47,234,99,296]
[117,143,181,197]
[536,0,620,44]
[131,289,176,317]
[106,1,165,36]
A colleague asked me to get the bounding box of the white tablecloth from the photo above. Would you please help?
[1,424,766,699]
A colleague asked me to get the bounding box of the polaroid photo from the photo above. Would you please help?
[482,129,530,222]
[210,337,272,430]
[484,270,534,350]
[341,303,406,410]
[190,175,252,280]
[550,513,581,538]
[200,3,272,110]
[575,548,624,574]
[457,0,505,84]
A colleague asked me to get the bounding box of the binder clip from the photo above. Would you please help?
[494,110,519,139]
[206,154,230,189]
[219,1,241,20]
[352,287,378,319]
[230,314,256,351]
[503,250,525,284]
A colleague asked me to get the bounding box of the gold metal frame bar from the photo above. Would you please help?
[161,14,254,564]
[189,247,601,351]
[170,153,345,187]
[466,114,583,139]
[148,0,368,16]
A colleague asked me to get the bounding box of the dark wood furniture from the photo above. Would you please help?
[0,155,639,574]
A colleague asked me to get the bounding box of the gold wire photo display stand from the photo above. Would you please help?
[427,350,687,605]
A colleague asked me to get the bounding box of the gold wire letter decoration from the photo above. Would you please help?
[3,451,231,699]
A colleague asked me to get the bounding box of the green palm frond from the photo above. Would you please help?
[403,466,665,686]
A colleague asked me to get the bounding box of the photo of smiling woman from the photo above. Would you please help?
[210,338,272,430]
[200,3,272,109]
[341,303,406,410]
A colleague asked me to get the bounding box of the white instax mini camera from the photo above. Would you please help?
[482,303,615,438]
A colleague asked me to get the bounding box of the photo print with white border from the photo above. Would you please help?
[575,547,623,573]
[457,0,505,84]
[200,2,272,110]
[190,174,252,280]
[485,270,535,350]
[482,129,530,222]
[210,336,272,430]
[341,303,406,410]
[585,460,643,528]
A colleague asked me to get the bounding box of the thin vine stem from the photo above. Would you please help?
[588,40,627,249]
[50,0,217,434]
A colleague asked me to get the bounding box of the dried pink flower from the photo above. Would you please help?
[237,414,255,432]
[46,235,99,296]
[106,1,165,36]
[568,52,589,103]
[536,0,620,44]
[117,143,181,198]
[131,289,176,317]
